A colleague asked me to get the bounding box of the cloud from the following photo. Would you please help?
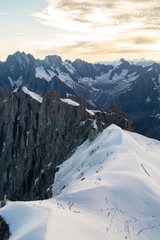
[32,0,160,31]
[8,33,28,36]
[131,36,158,45]
[34,33,160,62]
[31,0,160,61]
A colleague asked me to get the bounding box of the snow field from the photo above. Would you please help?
[1,124,160,239]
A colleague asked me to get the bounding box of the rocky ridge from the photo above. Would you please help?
[0,85,133,201]
[0,52,160,139]
[0,216,10,240]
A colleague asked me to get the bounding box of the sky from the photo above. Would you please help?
[0,0,160,62]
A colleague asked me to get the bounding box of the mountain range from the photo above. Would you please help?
[0,52,160,239]
[0,51,160,140]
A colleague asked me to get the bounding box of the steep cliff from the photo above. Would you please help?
[0,86,133,201]
[0,216,10,240]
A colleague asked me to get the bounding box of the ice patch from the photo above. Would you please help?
[146,96,151,103]
[112,69,129,83]
[155,114,160,119]
[8,76,23,87]
[35,66,52,82]
[47,70,56,78]
[22,86,43,103]
[13,88,18,93]
[92,119,98,130]
[60,98,80,107]
[92,110,102,113]
[86,109,95,115]
[63,62,75,74]
[2,142,5,152]
[26,131,30,146]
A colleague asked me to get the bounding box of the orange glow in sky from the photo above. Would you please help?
[0,0,160,62]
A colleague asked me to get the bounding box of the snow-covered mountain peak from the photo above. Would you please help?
[13,51,33,65]
[129,58,160,67]
[44,55,62,67]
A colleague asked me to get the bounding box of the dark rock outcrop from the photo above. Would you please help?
[0,87,94,200]
[94,102,134,132]
[0,216,10,240]
[0,86,133,201]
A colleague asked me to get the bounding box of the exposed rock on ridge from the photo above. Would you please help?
[0,52,160,139]
[0,85,133,201]
[0,216,10,240]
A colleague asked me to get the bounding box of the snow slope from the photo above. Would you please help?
[60,98,80,106]
[35,66,52,82]
[1,124,160,240]
[22,86,43,103]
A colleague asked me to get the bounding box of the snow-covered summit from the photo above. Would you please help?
[95,59,123,67]
[1,124,160,240]
[96,58,160,67]
[13,51,34,67]
[129,58,160,67]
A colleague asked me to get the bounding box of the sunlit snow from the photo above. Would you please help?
[1,125,160,240]
[35,66,52,82]
[86,109,95,115]
[60,98,80,106]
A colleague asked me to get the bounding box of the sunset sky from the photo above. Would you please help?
[1,0,160,62]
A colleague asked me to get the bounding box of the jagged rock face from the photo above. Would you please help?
[0,52,75,96]
[0,86,132,201]
[114,73,160,113]
[98,102,134,132]
[0,88,95,200]
[1,52,160,139]
[0,216,10,240]
[71,59,112,78]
